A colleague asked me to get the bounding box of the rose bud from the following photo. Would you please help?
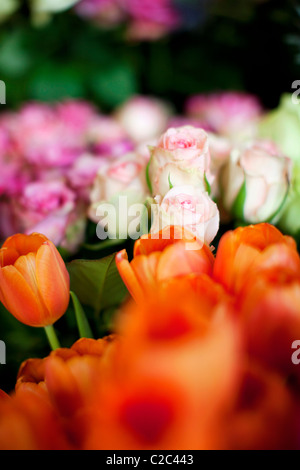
[222,140,291,224]
[186,91,263,141]
[150,185,220,247]
[0,233,70,327]
[88,152,149,239]
[148,126,211,197]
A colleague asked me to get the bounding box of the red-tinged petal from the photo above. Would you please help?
[115,250,144,302]
[0,265,46,326]
[36,241,70,325]
[0,247,19,268]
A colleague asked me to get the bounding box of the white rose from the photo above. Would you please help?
[222,140,291,223]
[88,152,149,239]
[150,185,220,246]
[148,126,211,197]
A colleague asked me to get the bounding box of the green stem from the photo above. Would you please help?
[44,325,61,351]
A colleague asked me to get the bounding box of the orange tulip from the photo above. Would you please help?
[223,363,298,450]
[84,280,240,450]
[15,336,120,448]
[213,223,300,295]
[239,269,300,388]
[0,233,70,327]
[116,226,215,302]
[0,389,70,450]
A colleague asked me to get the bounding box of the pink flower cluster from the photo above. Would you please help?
[0,97,170,250]
[75,0,181,40]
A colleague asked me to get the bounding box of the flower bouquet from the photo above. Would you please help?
[0,89,300,450]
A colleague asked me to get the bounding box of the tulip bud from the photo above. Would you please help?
[116,225,215,303]
[222,140,291,224]
[0,233,70,327]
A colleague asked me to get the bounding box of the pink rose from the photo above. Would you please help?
[0,121,30,197]
[14,180,78,247]
[7,102,85,168]
[87,115,128,146]
[56,100,97,132]
[186,92,263,138]
[125,0,179,29]
[89,152,148,206]
[167,116,213,132]
[75,0,125,26]
[150,185,220,246]
[66,154,105,194]
[148,126,211,197]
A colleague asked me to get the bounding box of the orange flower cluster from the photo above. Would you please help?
[1,223,300,449]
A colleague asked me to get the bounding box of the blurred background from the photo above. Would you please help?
[0,0,298,112]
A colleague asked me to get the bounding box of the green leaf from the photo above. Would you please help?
[70,291,94,339]
[204,173,211,195]
[82,238,126,252]
[232,181,246,221]
[168,173,174,190]
[146,156,153,194]
[67,254,128,316]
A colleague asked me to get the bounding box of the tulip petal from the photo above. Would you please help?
[0,265,45,326]
[134,226,199,256]
[45,356,83,417]
[3,233,47,255]
[14,253,41,300]
[130,252,160,294]
[115,250,144,302]
[0,247,20,268]
[157,242,213,282]
[36,241,70,324]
